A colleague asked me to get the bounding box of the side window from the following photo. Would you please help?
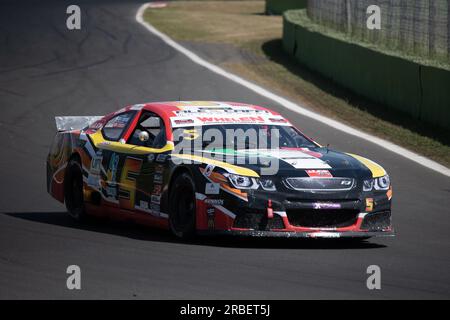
[103,112,134,141]
[128,112,166,148]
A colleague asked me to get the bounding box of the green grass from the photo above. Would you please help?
[144,1,450,167]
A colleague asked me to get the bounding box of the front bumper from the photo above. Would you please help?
[195,188,393,238]
[198,229,395,239]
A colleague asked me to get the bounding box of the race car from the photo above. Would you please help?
[47,101,394,239]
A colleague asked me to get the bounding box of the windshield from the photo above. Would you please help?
[172,124,317,150]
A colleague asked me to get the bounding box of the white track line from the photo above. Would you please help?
[136,3,450,178]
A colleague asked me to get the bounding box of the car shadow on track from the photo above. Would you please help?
[5,211,387,250]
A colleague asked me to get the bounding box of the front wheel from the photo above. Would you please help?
[64,158,86,222]
[168,173,196,239]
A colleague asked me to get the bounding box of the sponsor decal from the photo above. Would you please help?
[87,174,100,188]
[205,182,220,195]
[156,154,168,163]
[204,199,225,206]
[106,113,130,128]
[139,200,149,210]
[207,207,215,230]
[174,106,269,116]
[153,184,162,195]
[147,154,155,162]
[107,153,119,183]
[306,170,333,178]
[197,116,265,124]
[154,173,163,184]
[90,122,103,130]
[170,113,291,128]
[151,194,161,204]
[204,164,215,177]
[150,203,160,213]
[99,141,111,147]
[269,118,288,123]
[174,119,194,125]
[105,186,117,198]
[309,232,341,239]
[365,198,374,212]
[312,202,341,210]
[90,155,102,175]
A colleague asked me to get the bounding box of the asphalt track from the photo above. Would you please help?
[0,0,449,299]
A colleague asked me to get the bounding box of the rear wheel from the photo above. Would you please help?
[169,173,196,239]
[64,158,86,221]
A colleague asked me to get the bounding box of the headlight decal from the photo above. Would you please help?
[363,179,374,192]
[199,167,249,201]
[374,175,390,190]
[260,178,277,191]
[363,175,390,192]
[225,173,259,190]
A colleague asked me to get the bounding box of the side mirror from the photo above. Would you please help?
[139,131,150,142]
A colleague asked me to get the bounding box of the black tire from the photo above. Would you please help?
[64,158,86,222]
[169,173,196,239]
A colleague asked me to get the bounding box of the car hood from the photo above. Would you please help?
[193,147,378,179]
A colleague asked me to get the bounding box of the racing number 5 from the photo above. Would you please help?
[119,157,143,210]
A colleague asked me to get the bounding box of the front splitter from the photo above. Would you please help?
[197,230,395,239]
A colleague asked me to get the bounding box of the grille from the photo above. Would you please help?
[286,209,359,228]
[284,177,355,191]
[361,211,391,231]
[233,212,285,230]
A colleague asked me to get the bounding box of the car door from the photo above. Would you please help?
[124,111,170,218]
[95,111,138,210]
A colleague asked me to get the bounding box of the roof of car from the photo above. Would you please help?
[100,101,289,129]
[140,101,280,117]
[139,101,288,127]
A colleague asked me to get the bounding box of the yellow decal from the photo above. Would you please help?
[365,198,374,212]
[347,153,386,178]
[89,131,174,154]
[173,154,259,178]
[119,157,142,210]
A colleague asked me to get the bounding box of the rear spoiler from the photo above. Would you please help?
[55,116,103,132]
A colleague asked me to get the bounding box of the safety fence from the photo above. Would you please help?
[306,0,450,63]
[283,10,450,130]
